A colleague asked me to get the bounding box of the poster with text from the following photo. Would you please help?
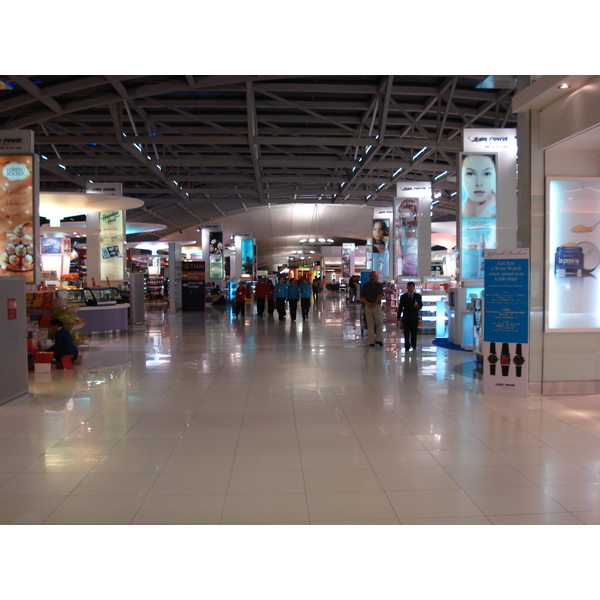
[342,243,355,278]
[459,153,498,280]
[546,178,600,331]
[99,210,125,284]
[483,248,529,397]
[0,155,35,283]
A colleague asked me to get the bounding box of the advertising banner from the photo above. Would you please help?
[546,178,600,331]
[0,155,36,283]
[483,248,529,397]
[99,210,125,284]
[460,128,518,281]
[459,152,498,279]
[241,237,254,278]
[342,243,355,278]
[181,260,205,311]
[209,231,224,280]
[395,182,431,278]
[372,208,392,278]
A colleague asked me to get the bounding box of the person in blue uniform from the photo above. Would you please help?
[274,276,288,320]
[299,277,312,320]
[48,318,78,365]
[287,277,300,321]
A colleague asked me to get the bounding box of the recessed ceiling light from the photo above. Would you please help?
[559,82,570,90]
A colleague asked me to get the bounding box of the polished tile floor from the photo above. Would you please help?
[3,293,600,525]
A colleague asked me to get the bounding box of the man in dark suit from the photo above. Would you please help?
[397,281,423,351]
[48,318,79,365]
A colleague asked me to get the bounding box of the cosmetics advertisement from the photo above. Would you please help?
[546,178,600,331]
[459,153,497,279]
[342,243,355,278]
[394,183,432,279]
[483,248,529,396]
[372,208,392,278]
[0,155,36,283]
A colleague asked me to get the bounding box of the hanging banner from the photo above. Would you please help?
[209,231,224,280]
[0,154,37,283]
[483,248,529,397]
[372,208,392,278]
[459,128,518,281]
[395,182,431,278]
[240,237,255,278]
[99,210,125,285]
[546,178,600,331]
[342,243,355,278]
[86,182,123,196]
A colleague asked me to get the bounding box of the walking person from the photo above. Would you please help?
[275,276,288,320]
[287,277,300,321]
[360,271,384,347]
[397,281,423,351]
[299,277,312,320]
[255,276,267,317]
[266,280,275,316]
[312,277,321,303]
[234,281,248,319]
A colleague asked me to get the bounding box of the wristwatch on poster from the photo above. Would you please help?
[513,343,525,377]
[501,342,511,377]
[487,342,498,376]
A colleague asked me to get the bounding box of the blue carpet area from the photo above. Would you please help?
[432,338,472,352]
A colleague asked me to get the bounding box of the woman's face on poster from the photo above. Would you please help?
[372,221,387,242]
[462,155,496,204]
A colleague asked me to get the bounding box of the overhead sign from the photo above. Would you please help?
[0,130,34,154]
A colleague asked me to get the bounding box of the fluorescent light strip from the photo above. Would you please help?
[412,146,428,160]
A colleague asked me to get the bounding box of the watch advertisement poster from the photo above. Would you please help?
[99,210,125,284]
[483,248,529,397]
[0,155,37,283]
[546,178,600,331]
[372,208,392,279]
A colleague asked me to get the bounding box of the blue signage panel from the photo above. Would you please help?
[483,248,529,344]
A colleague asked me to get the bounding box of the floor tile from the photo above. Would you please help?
[304,469,383,493]
[148,471,230,495]
[44,495,145,524]
[306,491,398,522]
[91,455,169,474]
[0,495,66,524]
[0,472,86,496]
[375,468,461,491]
[162,454,235,473]
[364,450,441,470]
[70,473,158,496]
[487,513,584,525]
[221,493,309,524]
[463,486,568,516]
[232,453,303,472]
[227,471,306,494]
[541,483,600,512]
[386,489,485,520]
[443,465,536,489]
[133,495,226,524]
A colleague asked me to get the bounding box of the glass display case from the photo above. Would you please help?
[55,288,96,307]
[87,287,120,305]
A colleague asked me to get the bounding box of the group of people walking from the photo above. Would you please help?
[233,276,321,321]
[232,272,423,351]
